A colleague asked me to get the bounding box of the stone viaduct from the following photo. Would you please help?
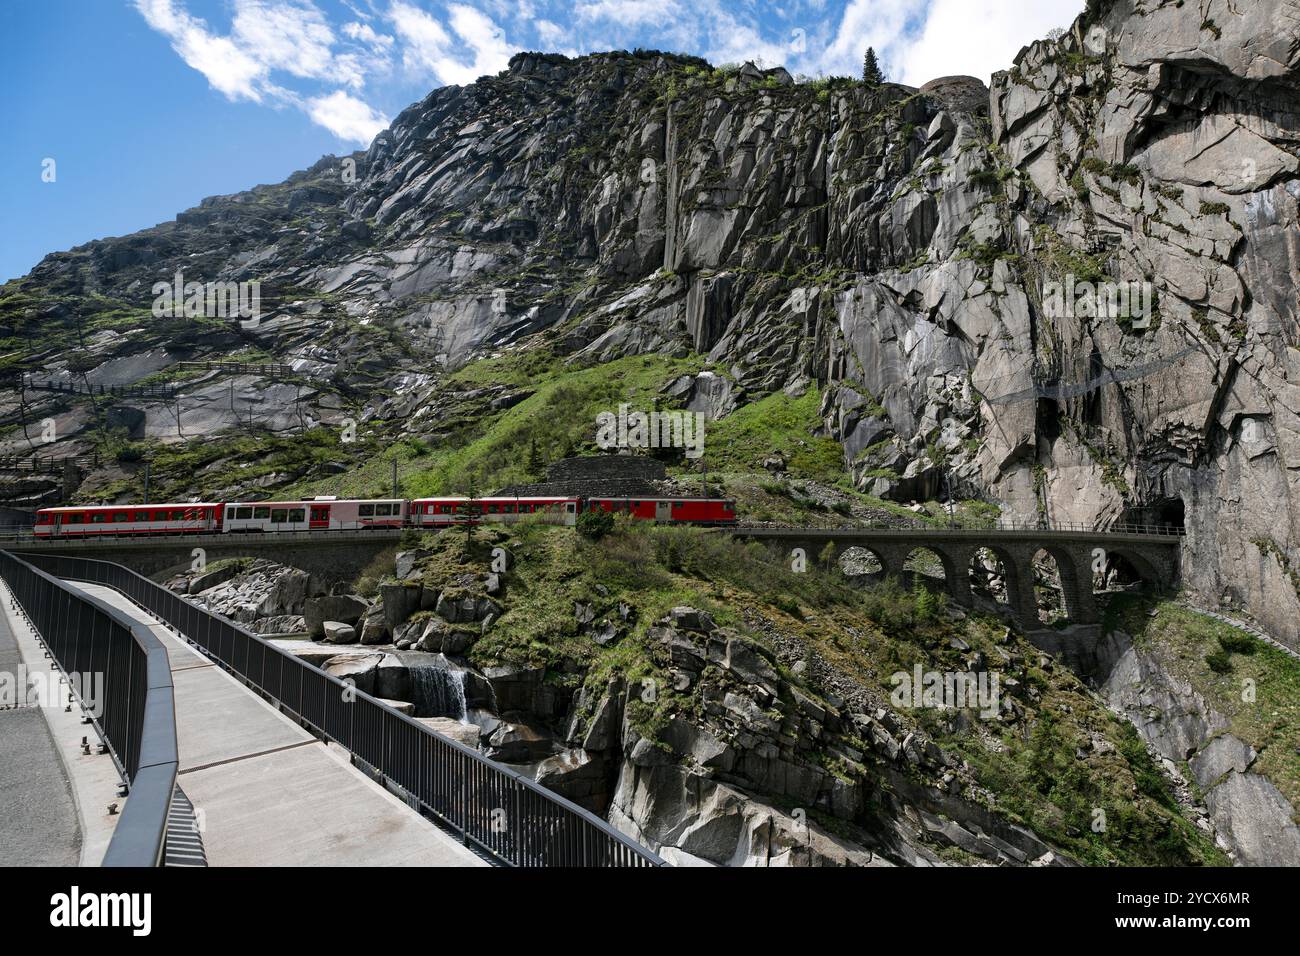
[729,526,1182,629]
[5,524,1182,629]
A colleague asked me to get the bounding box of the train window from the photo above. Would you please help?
[379,503,394,516]
[91,513,106,523]
[170,510,184,520]
[65,514,83,524]
[254,507,270,519]
[288,509,305,523]
[271,509,288,523]
[227,507,236,520]
[487,505,498,514]
[113,512,128,522]
[134,511,150,521]
[237,507,253,520]
[359,504,375,517]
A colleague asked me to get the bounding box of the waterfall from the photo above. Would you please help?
[409,664,467,722]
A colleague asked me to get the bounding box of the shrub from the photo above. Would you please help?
[1205,650,1232,674]
[1217,632,1256,655]
[576,508,615,541]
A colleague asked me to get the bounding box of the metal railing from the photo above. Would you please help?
[732,520,1187,537]
[16,551,663,868]
[0,550,177,867]
[0,519,1187,547]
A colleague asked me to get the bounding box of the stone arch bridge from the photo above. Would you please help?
[729,525,1182,629]
[3,524,1182,629]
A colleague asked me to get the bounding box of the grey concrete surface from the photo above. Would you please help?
[0,599,81,866]
[0,584,126,866]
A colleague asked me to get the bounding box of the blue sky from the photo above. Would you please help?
[1,0,1084,284]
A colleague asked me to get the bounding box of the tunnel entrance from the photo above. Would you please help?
[1121,496,1185,532]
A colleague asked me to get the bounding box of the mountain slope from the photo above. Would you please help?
[1,0,1297,652]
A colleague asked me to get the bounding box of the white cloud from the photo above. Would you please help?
[135,0,391,141]
[889,0,1085,85]
[575,0,682,27]
[390,1,513,87]
[134,0,267,101]
[814,0,916,79]
[307,90,391,143]
[231,1,337,81]
[344,20,395,51]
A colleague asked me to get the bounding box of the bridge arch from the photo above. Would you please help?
[1030,547,1089,626]
[1094,546,1164,594]
[837,545,884,578]
[969,546,1013,609]
[904,546,952,588]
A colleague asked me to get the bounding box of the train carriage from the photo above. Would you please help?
[33,503,223,537]
[221,498,406,532]
[408,496,581,527]
[585,497,737,525]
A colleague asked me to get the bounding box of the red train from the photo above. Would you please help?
[32,495,736,538]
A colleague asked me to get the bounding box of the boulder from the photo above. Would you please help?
[322,621,357,644]
[668,606,715,632]
[416,717,482,750]
[358,606,390,645]
[380,583,424,632]
[188,563,242,595]
[303,594,370,638]
[485,716,557,762]
[322,653,384,695]
[395,550,430,580]
[375,654,412,701]
[534,749,614,811]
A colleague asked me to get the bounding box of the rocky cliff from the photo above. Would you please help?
[3,2,1296,649]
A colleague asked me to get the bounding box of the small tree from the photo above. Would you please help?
[527,436,544,479]
[819,541,838,572]
[862,47,885,86]
[460,473,482,554]
[913,580,938,621]
[576,507,614,541]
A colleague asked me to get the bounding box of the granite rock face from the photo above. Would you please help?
[2,3,1297,647]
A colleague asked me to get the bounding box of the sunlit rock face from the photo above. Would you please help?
[4,2,1298,645]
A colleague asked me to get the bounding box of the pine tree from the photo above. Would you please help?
[862,47,885,86]
[527,436,544,479]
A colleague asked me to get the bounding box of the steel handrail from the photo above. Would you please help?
[16,551,663,868]
[0,550,177,867]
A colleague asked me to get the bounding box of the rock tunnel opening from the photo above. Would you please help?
[1122,496,1185,531]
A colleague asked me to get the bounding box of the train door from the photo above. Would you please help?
[310,504,330,529]
[655,501,672,522]
[565,501,577,526]
[53,512,63,537]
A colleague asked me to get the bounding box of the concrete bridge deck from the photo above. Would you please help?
[64,582,485,867]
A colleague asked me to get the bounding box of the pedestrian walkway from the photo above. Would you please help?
[67,582,486,867]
